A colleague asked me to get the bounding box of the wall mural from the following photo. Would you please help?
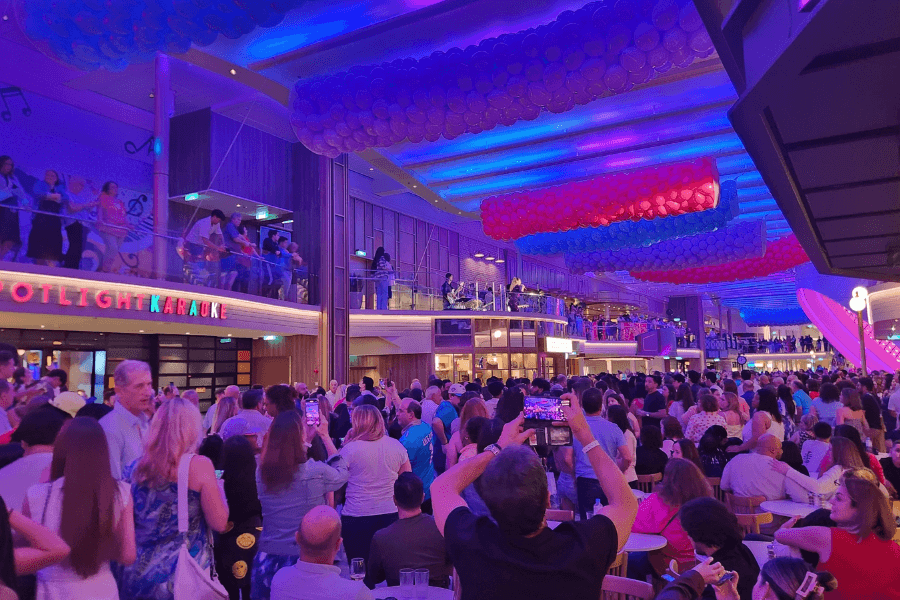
[0,82,154,275]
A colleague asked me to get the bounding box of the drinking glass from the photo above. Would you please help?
[350,558,365,582]
[414,568,429,600]
[399,568,416,600]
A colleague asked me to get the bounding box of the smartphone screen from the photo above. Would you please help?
[214,470,224,480]
[305,400,320,426]
[523,396,568,421]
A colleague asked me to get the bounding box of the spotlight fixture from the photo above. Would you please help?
[149,92,155,98]
[229,68,237,75]
[474,252,485,258]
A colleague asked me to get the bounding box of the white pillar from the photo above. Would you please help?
[153,53,171,280]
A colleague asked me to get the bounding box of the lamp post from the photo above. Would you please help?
[849,287,869,375]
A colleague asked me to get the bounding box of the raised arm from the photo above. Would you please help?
[561,393,638,552]
[10,505,70,575]
[193,454,229,533]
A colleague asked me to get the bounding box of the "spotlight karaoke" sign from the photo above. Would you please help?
[1,280,227,320]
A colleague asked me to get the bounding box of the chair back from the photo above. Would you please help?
[736,512,774,535]
[707,477,726,503]
[607,551,628,577]
[636,473,662,493]
[601,575,654,600]
[546,509,575,522]
[725,492,765,514]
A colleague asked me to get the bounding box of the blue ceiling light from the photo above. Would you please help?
[247,20,350,59]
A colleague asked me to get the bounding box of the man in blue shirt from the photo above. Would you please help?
[399,398,437,514]
[790,380,813,415]
[572,387,631,520]
[431,384,463,474]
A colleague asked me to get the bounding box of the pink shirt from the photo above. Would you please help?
[630,492,693,567]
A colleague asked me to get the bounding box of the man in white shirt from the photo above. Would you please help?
[270,505,371,600]
[888,385,900,419]
[99,360,153,479]
[801,422,832,478]
[325,380,338,405]
[0,406,69,510]
[0,380,13,435]
[184,209,226,258]
[220,388,272,446]
[721,434,789,501]
[421,385,442,427]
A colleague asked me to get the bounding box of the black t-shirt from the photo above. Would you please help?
[643,391,666,430]
[701,542,759,600]
[635,446,668,476]
[445,506,618,600]
[881,457,900,493]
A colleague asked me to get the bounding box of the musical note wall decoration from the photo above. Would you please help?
[124,136,156,155]
[0,87,31,122]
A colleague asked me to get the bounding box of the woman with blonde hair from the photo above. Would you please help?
[116,396,229,600]
[339,404,411,563]
[445,398,489,468]
[24,417,135,600]
[776,469,900,599]
[507,277,524,312]
[719,392,748,439]
[211,394,238,435]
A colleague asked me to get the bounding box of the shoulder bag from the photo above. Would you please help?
[173,453,228,600]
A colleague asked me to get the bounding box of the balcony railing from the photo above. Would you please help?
[0,204,316,305]
[350,274,567,317]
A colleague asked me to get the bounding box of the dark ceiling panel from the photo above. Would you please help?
[825,235,898,257]
[773,52,900,145]
[807,181,900,219]
[831,254,888,269]
[789,135,899,189]
[817,212,900,241]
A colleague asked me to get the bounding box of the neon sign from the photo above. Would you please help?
[3,281,227,320]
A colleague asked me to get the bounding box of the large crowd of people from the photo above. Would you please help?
[1,346,899,600]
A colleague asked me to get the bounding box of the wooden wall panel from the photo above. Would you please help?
[252,335,321,387]
[169,109,211,197]
[209,113,292,209]
[349,353,432,390]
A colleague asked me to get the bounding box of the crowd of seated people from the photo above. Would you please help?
[3,348,900,600]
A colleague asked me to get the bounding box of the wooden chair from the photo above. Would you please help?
[636,473,662,493]
[601,575,654,600]
[736,512,774,535]
[707,477,726,503]
[607,551,628,577]
[725,492,766,515]
[546,509,575,522]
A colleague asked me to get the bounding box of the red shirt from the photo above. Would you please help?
[820,528,900,599]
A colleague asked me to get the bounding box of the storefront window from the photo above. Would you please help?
[435,319,472,347]
[435,353,473,382]
[510,352,538,379]
[475,352,509,381]
[510,320,537,348]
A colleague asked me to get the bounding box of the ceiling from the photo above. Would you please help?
[1,0,849,319]
[696,0,900,283]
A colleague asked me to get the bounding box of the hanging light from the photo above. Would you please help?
[474,252,485,258]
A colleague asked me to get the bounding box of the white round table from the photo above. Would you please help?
[760,499,830,518]
[632,489,647,501]
[371,586,453,600]
[623,533,667,552]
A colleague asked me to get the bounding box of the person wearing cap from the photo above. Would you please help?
[48,391,86,419]
[0,405,70,511]
[220,388,272,448]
